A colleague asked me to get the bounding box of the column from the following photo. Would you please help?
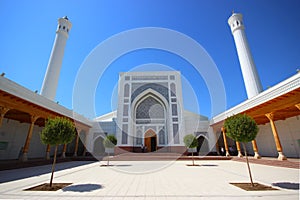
[236,141,243,157]
[215,132,220,155]
[265,113,287,160]
[21,115,39,161]
[221,127,230,157]
[251,140,261,159]
[61,144,67,158]
[82,131,88,156]
[0,106,9,127]
[73,129,81,157]
[46,144,51,160]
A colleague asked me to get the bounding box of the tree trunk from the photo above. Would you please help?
[107,151,110,166]
[192,151,194,166]
[50,145,58,187]
[242,143,254,187]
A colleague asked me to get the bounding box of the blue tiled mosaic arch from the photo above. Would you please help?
[131,83,175,104]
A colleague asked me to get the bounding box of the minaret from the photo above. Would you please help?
[228,13,262,99]
[40,16,72,100]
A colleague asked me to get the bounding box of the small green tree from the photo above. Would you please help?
[224,114,258,187]
[41,117,76,187]
[103,135,117,166]
[183,134,198,166]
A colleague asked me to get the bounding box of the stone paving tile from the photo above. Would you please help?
[232,157,300,169]
[0,160,298,200]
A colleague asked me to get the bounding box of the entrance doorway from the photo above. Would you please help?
[197,136,209,156]
[144,129,157,152]
[93,137,105,155]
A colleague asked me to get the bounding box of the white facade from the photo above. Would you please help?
[91,71,212,154]
[40,16,72,101]
[116,71,186,149]
[228,13,263,99]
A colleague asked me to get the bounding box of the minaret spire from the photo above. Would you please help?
[228,13,262,99]
[40,16,72,100]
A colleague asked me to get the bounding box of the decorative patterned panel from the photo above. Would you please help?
[131,83,169,103]
[136,96,164,119]
[132,76,168,81]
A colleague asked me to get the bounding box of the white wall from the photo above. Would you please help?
[255,115,300,158]
[0,118,46,160]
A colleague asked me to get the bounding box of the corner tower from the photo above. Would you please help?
[40,16,72,100]
[228,13,262,99]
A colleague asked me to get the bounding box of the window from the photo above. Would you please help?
[173,124,179,144]
[124,84,130,97]
[171,98,177,102]
[172,104,178,116]
[123,105,128,116]
[136,130,142,145]
[173,118,178,122]
[170,75,175,80]
[122,124,128,144]
[159,129,165,145]
[125,76,130,80]
[170,83,176,97]
[63,26,65,30]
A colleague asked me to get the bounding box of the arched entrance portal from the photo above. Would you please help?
[197,136,209,156]
[93,137,105,155]
[144,129,157,152]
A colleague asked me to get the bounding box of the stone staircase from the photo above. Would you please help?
[104,152,232,161]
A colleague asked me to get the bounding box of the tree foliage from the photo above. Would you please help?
[41,117,76,145]
[40,117,76,187]
[224,113,258,187]
[183,134,198,148]
[103,135,117,148]
[224,114,258,142]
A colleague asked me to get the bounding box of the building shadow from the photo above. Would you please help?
[272,182,299,190]
[62,184,102,192]
[0,161,96,183]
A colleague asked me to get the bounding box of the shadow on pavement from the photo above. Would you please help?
[0,161,96,183]
[272,182,299,190]
[62,184,102,192]
[200,164,218,167]
[114,164,132,167]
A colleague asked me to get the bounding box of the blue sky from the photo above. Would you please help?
[0,0,299,119]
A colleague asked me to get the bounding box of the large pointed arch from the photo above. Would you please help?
[131,88,169,115]
[132,89,168,124]
[131,88,169,148]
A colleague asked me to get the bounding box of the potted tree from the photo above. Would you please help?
[224,114,275,191]
[102,135,117,166]
[30,117,76,190]
[183,134,199,166]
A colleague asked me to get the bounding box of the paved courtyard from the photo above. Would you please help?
[0,159,299,199]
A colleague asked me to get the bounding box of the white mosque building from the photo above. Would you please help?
[91,71,211,155]
[0,13,299,161]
